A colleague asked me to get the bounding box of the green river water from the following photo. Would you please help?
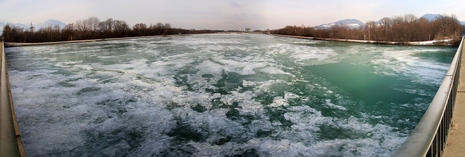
[5,34,457,156]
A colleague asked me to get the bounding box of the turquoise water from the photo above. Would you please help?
[6,34,456,156]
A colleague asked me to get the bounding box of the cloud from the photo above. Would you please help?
[229,1,241,8]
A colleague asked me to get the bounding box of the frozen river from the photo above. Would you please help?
[5,34,457,156]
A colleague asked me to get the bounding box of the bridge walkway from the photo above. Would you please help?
[444,41,465,156]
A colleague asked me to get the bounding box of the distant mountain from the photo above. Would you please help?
[316,19,364,29]
[0,22,30,32]
[34,19,67,30]
[14,23,29,29]
[421,14,441,21]
[421,14,465,25]
[0,22,7,35]
[0,21,5,33]
[0,19,67,35]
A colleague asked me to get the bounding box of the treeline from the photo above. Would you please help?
[272,14,464,42]
[1,16,220,42]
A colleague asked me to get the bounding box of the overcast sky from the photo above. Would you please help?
[1,0,464,30]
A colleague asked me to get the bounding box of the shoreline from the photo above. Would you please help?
[3,32,267,47]
[6,33,456,47]
[4,34,186,47]
[271,34,458,46]
[3,32,233,47]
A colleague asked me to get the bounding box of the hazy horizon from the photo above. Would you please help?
[1,0,464,30]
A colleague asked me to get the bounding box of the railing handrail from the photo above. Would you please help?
[0,41,26,157]
[392,37,464,156]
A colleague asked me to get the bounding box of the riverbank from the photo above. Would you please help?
[3,34,192,47]
[272,34,459,46]
[3,32,269,47]
[6,33,457,47]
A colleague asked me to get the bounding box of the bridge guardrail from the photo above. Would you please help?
[0,41,26,157]
[392,37,464,157]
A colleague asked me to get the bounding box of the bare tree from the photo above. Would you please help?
[365,21,376,40]
[88,16,100,31]
[404,14,417,23]
[61,23,75,40]
[133,23,147,36]
[113,20,130,37]
[434,14,461,39]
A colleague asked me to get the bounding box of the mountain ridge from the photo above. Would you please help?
[421,13,465,26]
[316,19,365,29]
[0,19,67,35]
[315,14,465,30]
[421,14,441,21]
[34,19,67,29]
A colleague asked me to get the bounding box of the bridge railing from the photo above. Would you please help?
[0,41,26,157]
[392,37,464,157]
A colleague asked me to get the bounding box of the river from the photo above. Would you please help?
[5,34,457,156]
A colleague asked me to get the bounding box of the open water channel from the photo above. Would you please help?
[5,34,456,156]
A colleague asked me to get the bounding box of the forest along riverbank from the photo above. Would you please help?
[272,34,460,46]
[3,32,265,47]
[3,34,189,47]
[5,34,457,156]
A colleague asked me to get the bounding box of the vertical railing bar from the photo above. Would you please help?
[441,117,445,156]
[436,141,438,157]
[445,103,448,145]
[440,119,443,156]
[427,146,432,157]
[442,115,445,156]
[437,128,440,157]
[437,125,440,157]
[433,134,437,157]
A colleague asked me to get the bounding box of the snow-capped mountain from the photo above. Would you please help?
[316,19,364,29]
